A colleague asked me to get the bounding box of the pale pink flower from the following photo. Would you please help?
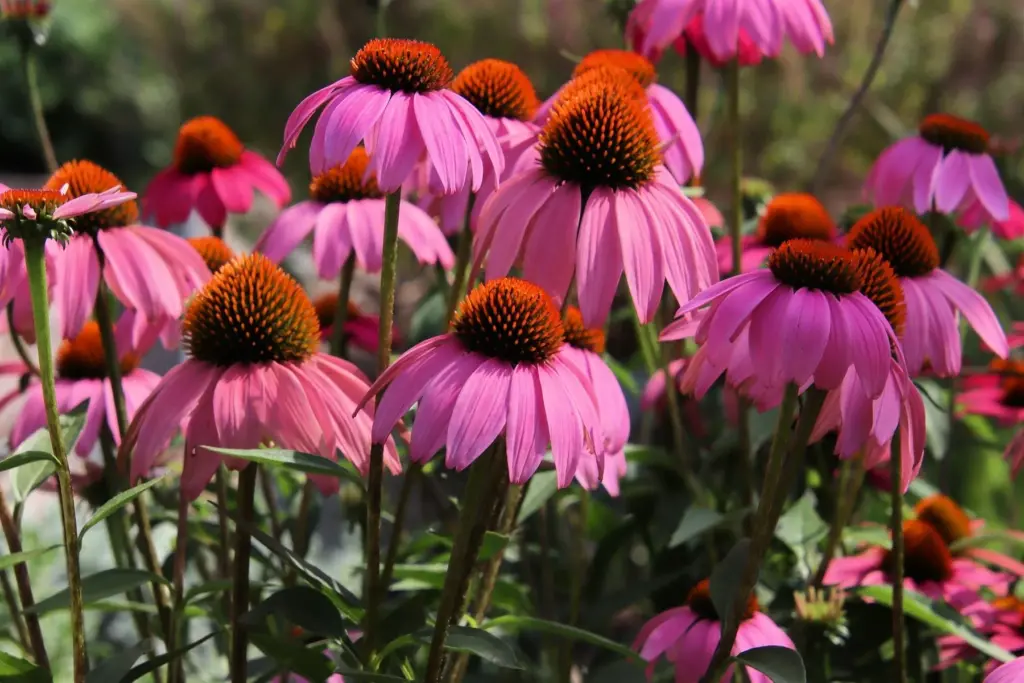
[277,39,502,195]
[864,114,1009,221]
[360,279,603,488]
[119,254,399,500]
[255,147,453,275]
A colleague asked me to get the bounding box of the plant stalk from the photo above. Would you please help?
[445,194,476,329]
[813,454,866,586]
[380,463,421,596]
[20,47,57,173]
[891,434,907,683]
[727,60,743,277]
[684,49,701,120]
[0,567,30,653]
[230,465,259,683]
[0,486,47,668]
[6,302,38,376]
[329,254,356,357]
[169,494,191,683]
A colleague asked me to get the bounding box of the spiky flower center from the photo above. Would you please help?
[452,59,539,122]
[183,253,320,366]
[915,494,972,547]
[43,160,138,235]
[350,38,453,93]
[990,358,1024,407]
[767,240,862,295]
[540,79,659,191]
[173,116,244,175]
[852,248,906,337]
[918,114,990,155]
[562,306,605,354]
[686,579,758,622]
[453,278,564,365]
[574,49,656,89]
[56,322,139,380]
[846,207,939,278]
[308,148,382,203]
[883,520,954,584]
[756,193,836,247]
[313,292,363,332]
[0,189,65,217]
[188,236,235,274]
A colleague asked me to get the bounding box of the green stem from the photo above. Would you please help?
[891,434,906,683]
[20,47,57,173]
[0,485,47,668]
[727,60,743,277]
[292,480,316,561]
[6,303,38,376]
[0,566,30,654]
[559,489,589,682]
[230,465,258,683]
[445,194,477,329]
[700,387,827,683]
[169,494,190,683]
[813,455,866,587]
[736,397,754,517]
[684,49,701,121]
[380,463,421,597]
[24,240,87,680]
[329,254,356,357]
[424,450,504,683]
[908,619,924,683]
[364,190,403,652]
[215,467,233,606]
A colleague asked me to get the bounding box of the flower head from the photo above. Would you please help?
[717,192,836,273]
[188,236,235,274]
[45,160,140,233]
[312,292,395,356]
[959,357,1024,426]
[452,58,539,122]
[0,181,135,247]
[120,253,398,499]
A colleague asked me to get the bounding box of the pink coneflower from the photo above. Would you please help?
[560,307,629,496]
[823,520,1008,606]
[312,292,395,357]
[864,114,1009,221]
[662,240,901,402]
[847,207,1008,376]
[961,198,1024,240]
[641,358,714,439]
[38,161,211,345]
[187,236,236,275]
[360,278,603,487]
[957,357,1024,426]
[716,192,836,273]
[536,50,703,186]
[418,59,540,235]
[10,320,160,457]
[986,657,1024,683]
[475,76,717,326]
[144,116,290,233]
[277,38,503,195]
[914,494,1024,577]
[634,579,796,683]
[255,147,453,275]
[626,0,832,64]
[118,254,399,500]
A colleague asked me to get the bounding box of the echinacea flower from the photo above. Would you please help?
[536,50,703,185]
[823,519,1008,606]
[256,147,453,275]
[668,13,765,67]
[985,657,1024,683]
[278,38,503,195]
[634,579,796,683]
[39,160,211,345]
[144,116,291,232]
[560,307,629,496]
[625,0,832,64]
[864,114,1009,221]
[188,236,236,274]
[915,494,1024,577]
[10,320,160,458]
[960,198,1024,240]
[716,192,836,273]
[475,77,717,326]
[312,292,395,357]
[119,254,399,500]
[418,59,541,235]
[360,278,603,487]
[958,358,1024,426]
[662,240,901,402]
[847,206,1008,376]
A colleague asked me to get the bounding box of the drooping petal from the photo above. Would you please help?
[504,364,549,484]
[54,236,101,339]
[445,359,512,471]
[576,188,623,327]
[255,201,323,263]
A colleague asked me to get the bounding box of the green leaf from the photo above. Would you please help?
[442,626,525,670]
[669,507,724,548]
[0,651,51,682]
[121,631,219,682]
[249,633,335,682]
[858,585,1015,663]
[8,451,57,504]
[0,545,60,572]
[206,447,362,485]
[710,538,751,624]
[333,670,410,682]
[734,646,806,683]
[79,476,166,542]
[774,492,828,576]
[482,615,641,665]
[0,450,55,474]
[28,568,170,614]
[184,579,236,605]
[9,402,90,503]
[86,641,149,683]
[242,585,346,637]
[391,564,529,614]
[516,470,557,524]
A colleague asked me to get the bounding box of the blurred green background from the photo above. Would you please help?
[1,0,1022,213]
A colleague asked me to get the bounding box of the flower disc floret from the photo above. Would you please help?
[188,236,235,274]
[574,49,657,89]
[852,248,906,337]
[452,59,539,121]
[452,278,564,365]
[915,494,972,547]
[45,160,139,233]
[687,579,759,622]
[313,292,361,330]
[173,116,245,174]
[56,321,139,380]
[918,114,990,155]
[767,240,861,295]
[562,306,606,354]
[883,520,954,584]
[183,253,320,366]
[350,38,453,93]
[308,148,382,203]
[756,193,835,247]
[847,207,939,278]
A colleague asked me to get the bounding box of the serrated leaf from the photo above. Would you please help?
[669,507,724,547]
[243,585,346,638]
[710,539,751,626]
[206,447,363,486]
[28,568,170,614]
[516,470,557,524]
[85,640,149,683]
[80,476,166,542]
[734,646,806,683]
[0,545,60,572]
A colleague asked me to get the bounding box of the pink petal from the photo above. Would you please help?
[933,151,972,214]
[255,201,322,262]
[312,203,356,278]
[413,93,466,195]
[445,359,512,471]
[194,174,227,230]
[54,236,101,339]
[504,364,549,484]
[211,167,254,215]
[615,190,664,324]
[409,352,485,463]
[780,288,831,386]
[520,183,581,305]
[239,151,291,206]
[536,362,585,488]
[576,187,623,327]
[372,338,464,443]
[368,92,423,192]
[929,270,1009,359]
[278,80,345,166]
[317,84,391,175]
[968,154,1010,222]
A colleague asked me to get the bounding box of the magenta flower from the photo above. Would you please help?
[278,38,502,195]
[312,292,397,357]
[144,116,290,232]
[635,579,795,683]
[361,278,603,487]
[119,254,399,501]
[961,198,1024,240]
[847,207,1008,377]
[626,0,832,64]
[663,13,766,67]
[536,50,703,185]
[475,77,717,326]
[255,147,453,275]
[864,114,1009,221]
[987,658,1024,683]
[957,356,1024,426]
